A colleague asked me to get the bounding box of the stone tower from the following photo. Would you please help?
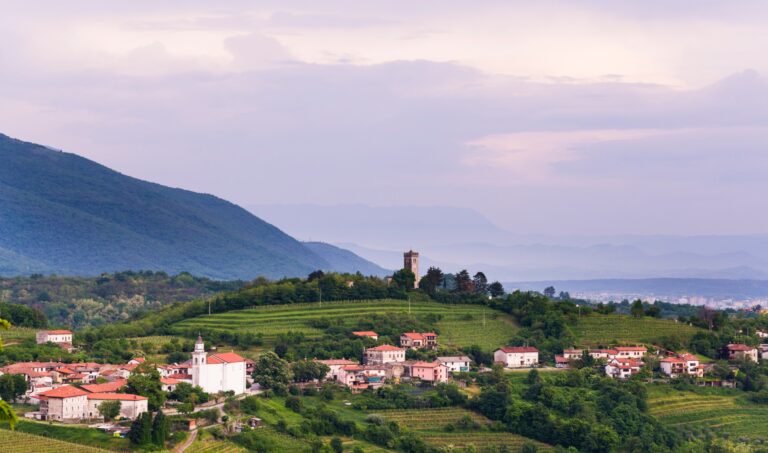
[404,250,419,288]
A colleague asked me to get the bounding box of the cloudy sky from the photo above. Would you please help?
[2,1,768,236]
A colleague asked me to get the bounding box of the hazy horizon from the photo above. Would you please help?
[3,1,768,236]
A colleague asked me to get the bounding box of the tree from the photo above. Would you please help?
[391,269,416,290]
[128,411,153,445]
[473,272,488,295]
[307,270,325,282]
[0,374,28,403]
[290,360,330,382]
[645,304,662,318]
[419,267,444,294]
[0,317,18,430]
[151,410,170,446]
[253,352,292,389]
[488,281,505,298]
[330,436,344,453]
[543,286,556,298]
[126,363,166,411]
[630,300,645,318]
[455,270,474,293]
[98,400,121,421]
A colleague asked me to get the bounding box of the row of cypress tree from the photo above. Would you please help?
[128,410,169,447]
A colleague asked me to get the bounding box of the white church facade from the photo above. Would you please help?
[191,335,247,395]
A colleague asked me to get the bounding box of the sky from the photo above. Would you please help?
[2,1,768,236]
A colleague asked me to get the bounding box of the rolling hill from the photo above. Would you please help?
[0,133,386,279]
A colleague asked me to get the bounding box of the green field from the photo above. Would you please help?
[0,326,37,345]
[648,386,768,439]
[188,436,246,453]
[573,314,701,347]
[0,430,110,453]
[371,407,550,451]
[173,299,518,350]
[1,420,131,451]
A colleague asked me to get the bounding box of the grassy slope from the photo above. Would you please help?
[172,299,518,350]
[647,385,768,439]
[1,420,131,451]
[0,429,110,453]
[573,314,702,347]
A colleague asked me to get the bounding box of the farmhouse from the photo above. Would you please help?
[191,335,247,394]
[614,346,647,359]
[86,393,148,420]
[437,356,471,373]
[726,344,758,362]
[494,346,539,368]
[410,361,448,384]
[315,358,358,382]
[399,332,438,350]
[352,331,379,341]
[660,354,703,378]
[364,345,406,364]
[35,330,74,352]
[605,358,643,379]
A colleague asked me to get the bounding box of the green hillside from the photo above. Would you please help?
[172,299,518,350]
[0,133,385,280]
[573,314,702,347]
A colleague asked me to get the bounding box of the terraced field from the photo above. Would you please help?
[0,430,109,453]
[648,387,768,439]
[375,407,490,430]
[187,438,246,453]
[370,407,550,451]
[573,314,701,347]
[0,326,37,344]
[173,299,517,350]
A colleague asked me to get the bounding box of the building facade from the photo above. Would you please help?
[494,346,539,368]
[403,250,419,288]
[364,345,406,364]
[191,335,247,394]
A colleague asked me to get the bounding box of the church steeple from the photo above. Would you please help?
[194,333,205,353]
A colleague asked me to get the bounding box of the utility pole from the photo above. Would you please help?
[319,288,322,308]
[408,295,411,315]
[208,299,211,316]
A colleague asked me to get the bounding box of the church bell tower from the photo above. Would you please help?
[404,250,419,288]
[192,333,206,387]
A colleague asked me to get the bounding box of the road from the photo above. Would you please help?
[173,427,197,453]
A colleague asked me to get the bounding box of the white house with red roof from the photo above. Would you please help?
[35,330,74,352]
[315,358,359,381]
[614,346,648,359]
[86,393,148,420]
[191,335,247,394]
[364,345,406,364]
[605,358,643,379]
[494,346,539,368]
[38,385,89,421]
[660,354,703,378]
[352,331,379,341]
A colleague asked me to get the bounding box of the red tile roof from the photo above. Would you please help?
[207,352,246,364]
[316,359,358,366]
[81,379,128,393]
[87,393,147,401]
[161,377,180,385]
[616,346,648,352]
[367,345,404,352]
[727,344,755,351]
[39,385,88,398]
[130,358,146,363]
[555,355,569,363]
[499,346,539,353]
[402,332,424,340]
[412,361,443,368]
[352,331,378,337]
[44,330,73,335]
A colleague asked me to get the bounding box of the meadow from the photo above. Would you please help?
[648,386,768,440]
[173,299,518,350]
[573,314,701,347]
[0,429,110,453]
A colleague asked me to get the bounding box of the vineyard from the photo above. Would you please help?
[0,430,110,453]
[187,438,245,453]
[172,299,518,350]
[648,387,768,439]
[0,326,37,344]
[573,314,701,347]
[370,407,549,451]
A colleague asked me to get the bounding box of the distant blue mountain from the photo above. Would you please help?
[0,133,382,279]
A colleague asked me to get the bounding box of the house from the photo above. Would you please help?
[127,358,146,366]
[399,332,438,350]
[726,344,759,362]
[410,361,448,384]
[436,356,471,373]
[81,379,127,394]
[605,358,643,379]
[562,349,584,360]
[364,345,406,365]
[554,355,570,368]
[315,359,358,382]
[352,331,379,341]
[494,347,539,368]
[38,385,89,421]
[615,346,647,359]
[86,393,148,420]
[35,330,74,352]
[161,377,180,392]
[191,335,247,394]
[759,344,768,361]
[660,354,703,378]
[337,365,388,390]
[588,349,618,360]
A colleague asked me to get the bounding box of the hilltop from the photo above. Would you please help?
[0,134,385,280]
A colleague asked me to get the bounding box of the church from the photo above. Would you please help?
[191,335,247,395]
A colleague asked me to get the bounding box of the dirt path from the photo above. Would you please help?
[173,428,197,453]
